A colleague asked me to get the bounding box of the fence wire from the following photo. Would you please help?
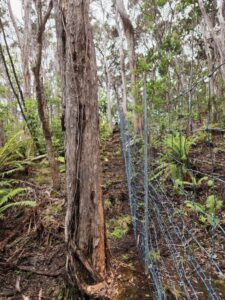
[118,65,225,299]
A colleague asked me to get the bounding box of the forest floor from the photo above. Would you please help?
[101,130,151,299]
[146,130,225,299]
[0,131,151,300]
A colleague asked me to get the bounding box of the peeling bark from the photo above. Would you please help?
[115,0,142,134]
[198,0,225,83]
[115,11,128,114]
[56,0,106,296]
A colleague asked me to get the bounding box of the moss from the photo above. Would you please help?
[213,279,225,299]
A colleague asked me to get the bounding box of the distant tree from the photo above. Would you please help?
[115,0,142,134]
[32,0,60,190]
[7,0,32,99]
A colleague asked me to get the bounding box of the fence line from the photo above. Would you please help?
[118,62,225,299]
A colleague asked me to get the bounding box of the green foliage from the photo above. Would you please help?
[107,215,131,239]
[163,285,183,299]
[0,132,33,177]
[42,202,62,226]
[104,198,112,209]
[98,88,107,118]
[0,85,7,98]
[43,83,64,152]
[162,33,181,53]
[149,250,161,262]
[98,89,112,140]
[0,181,36,219]
[156,0,167,6]
[207,179,214,187]
[121,254,130,261]
[51,117,64,152]
[158,55,169,77]
[174,175,208,190]
[100,119,111,141]
[137,57,151,73]
[185,195,223,227]
[25,98,43,152]
[147,78,168,110]
[205,195,222,214]
[56,156,65,173]
[152,133,195,187]
[175,0,194,11]
[34,164,52,185]
[164,133,194,163]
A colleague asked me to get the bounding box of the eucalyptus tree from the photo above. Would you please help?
[56,0,106,297]
[93,0,114,132]
[32,0,60,190]
[115,0,142,134]
[7,0,32,99]
[198,0,225,84]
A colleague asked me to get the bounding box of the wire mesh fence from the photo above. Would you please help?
[118,63,225,299]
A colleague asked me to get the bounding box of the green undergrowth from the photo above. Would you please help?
[107,215,131,239]
[0,180,36,219]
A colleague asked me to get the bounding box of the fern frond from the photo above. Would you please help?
[0,188,26,207]
[0,200,36,214]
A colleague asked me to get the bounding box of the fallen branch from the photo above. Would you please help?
[0,261,65,277]
[17,264,65,277]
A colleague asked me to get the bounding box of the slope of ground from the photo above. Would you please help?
[101,130,151,300]
[145,130,225,299]
[0,132,151,299]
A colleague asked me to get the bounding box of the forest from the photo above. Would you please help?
[0,0,225,299]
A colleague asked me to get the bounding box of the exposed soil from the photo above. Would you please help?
[101,130,151,300]
[1,129,223,300]
[0,132,151,299]
[0,179,66,299]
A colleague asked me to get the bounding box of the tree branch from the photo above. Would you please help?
[7,0,22,48]
[0,18,26,108]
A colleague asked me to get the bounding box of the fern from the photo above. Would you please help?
[164,133,195,163]
[0,179,16,187]
[152,133,195,185]
[0,132,33,177]
[0,201,36,215]
[0,184,36,218]
[0,188,26,207]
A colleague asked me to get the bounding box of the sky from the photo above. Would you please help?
[9,0,129,23]
[10,0,22,20]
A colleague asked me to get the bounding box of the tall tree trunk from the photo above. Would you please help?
[56,0,106,297]
[104,56,113,132]
[7,0,32,98]
[200,20,218,123]
[0,13,41,152]
[33,0,60,190]
[0,120,5,147]
[115,11,127,114]
[115,0,142,134]
[198,0,225,84]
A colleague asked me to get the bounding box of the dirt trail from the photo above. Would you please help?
[0,131,151,300]
[101,130,151,300]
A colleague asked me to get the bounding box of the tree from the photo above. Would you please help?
[56,0,106,297]
[115,0,142,134]
[7,0,32,99]
[32,0,60,190]
[198,0,225,84]
[115,7,128,114]
[0,17,41,150]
